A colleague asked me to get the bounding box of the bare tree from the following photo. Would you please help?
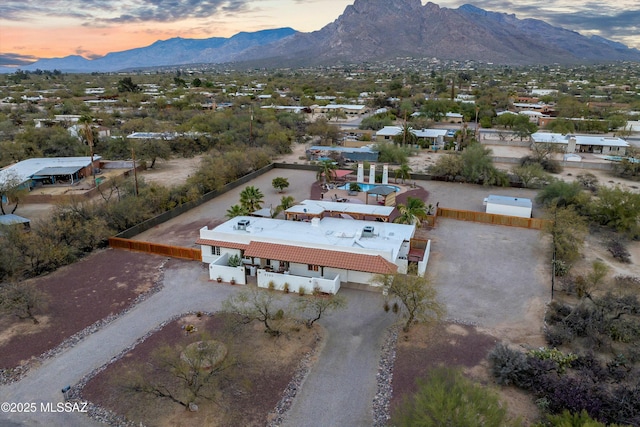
[296,294,347,328]
[0,171,29,215]
[121,337,229,409]
[0,282,49,324]
[222,287,285,336]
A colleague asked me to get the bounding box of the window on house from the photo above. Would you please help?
[212,246,221,256]
[307,264,319,271]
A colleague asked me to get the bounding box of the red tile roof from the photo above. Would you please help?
[195,239,249,250]
[244,241,397,274]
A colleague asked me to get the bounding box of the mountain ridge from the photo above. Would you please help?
[13,1,640,73]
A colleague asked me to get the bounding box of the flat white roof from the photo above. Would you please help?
[376,126,402,137]
[485,195,532,208]
[201,216,415,261]
[376,126,447,138]
[531,132,567,143]
[288,200,395,217]
[413,129,447,138]
[0,156,101,186]
[324,104,366,110]
[574,135,629,147]
[531,132,629,147]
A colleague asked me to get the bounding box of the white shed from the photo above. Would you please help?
[483,195,532,218]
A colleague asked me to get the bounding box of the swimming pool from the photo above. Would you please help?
[336,183,400,192]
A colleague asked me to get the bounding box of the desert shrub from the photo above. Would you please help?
[529,347,578,373]
[614,275,640,290]
[545,327,572,347]
[606,383,640,425]
[572,352,609,383]
[546,301,573,323]
[392,367,515,427]
[536,180,585,207]
[543,409,607,426]
[489,343,532,388]
[541,375,607,420]
[608,240,631,263]
[520,155,563,174]
[576,173,599,192]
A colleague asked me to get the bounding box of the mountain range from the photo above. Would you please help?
[11,0,640,73]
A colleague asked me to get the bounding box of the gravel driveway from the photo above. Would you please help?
[427,218,550,328]
[281,288,393,427]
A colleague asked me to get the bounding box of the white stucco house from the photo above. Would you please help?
[531,132,629,156]
[197,215,431,294]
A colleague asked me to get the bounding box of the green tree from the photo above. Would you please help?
[239,186,264,213]
[117,77,141,93]
[273,195,295,218]
[536,180,586,208]
[375,271,444,332]
[460,144,508,186]
[134,139,171,169]
[392,367,515,427]
[512,163,548,188]
[394,163,412,184]
[271,177,290,193]
[226,204,248,219]
[512,115,538,141]
[316,159,337,186]
[394,197,428,226]
[393,123,418,147]
[430,153,464,180]
[545,205,588,270]
[589,186,640,237]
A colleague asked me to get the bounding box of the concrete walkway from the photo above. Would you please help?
[0,264,391,427]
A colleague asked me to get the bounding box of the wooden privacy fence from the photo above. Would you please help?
[109,237,202,261]
[436,207,550,230]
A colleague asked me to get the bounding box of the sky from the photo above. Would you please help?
[1,0,639,67]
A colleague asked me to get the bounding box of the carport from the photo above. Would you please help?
[32,166,84,185]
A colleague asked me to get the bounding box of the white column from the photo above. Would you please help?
[382,164,389,185]
[357,163,364,183]
[369,164,376,184]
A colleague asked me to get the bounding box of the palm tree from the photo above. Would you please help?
[226,204,248,219]
[78,114,97,187]
[239,186,264,213]
[394,197,427,226]
[316,159,337,186]
[394,163,412,184]
[272,195,295,218]
[393,122,417,147]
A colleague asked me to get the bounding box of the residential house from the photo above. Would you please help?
[197,215,431,294]
[531,132,629,155]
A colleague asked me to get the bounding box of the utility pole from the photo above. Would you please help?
[249,105,254,145]
[131,147,139,197]
[475,106,480,141]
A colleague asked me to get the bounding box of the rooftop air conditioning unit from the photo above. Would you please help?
[362,225,375,238]
[237,219,250,230]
